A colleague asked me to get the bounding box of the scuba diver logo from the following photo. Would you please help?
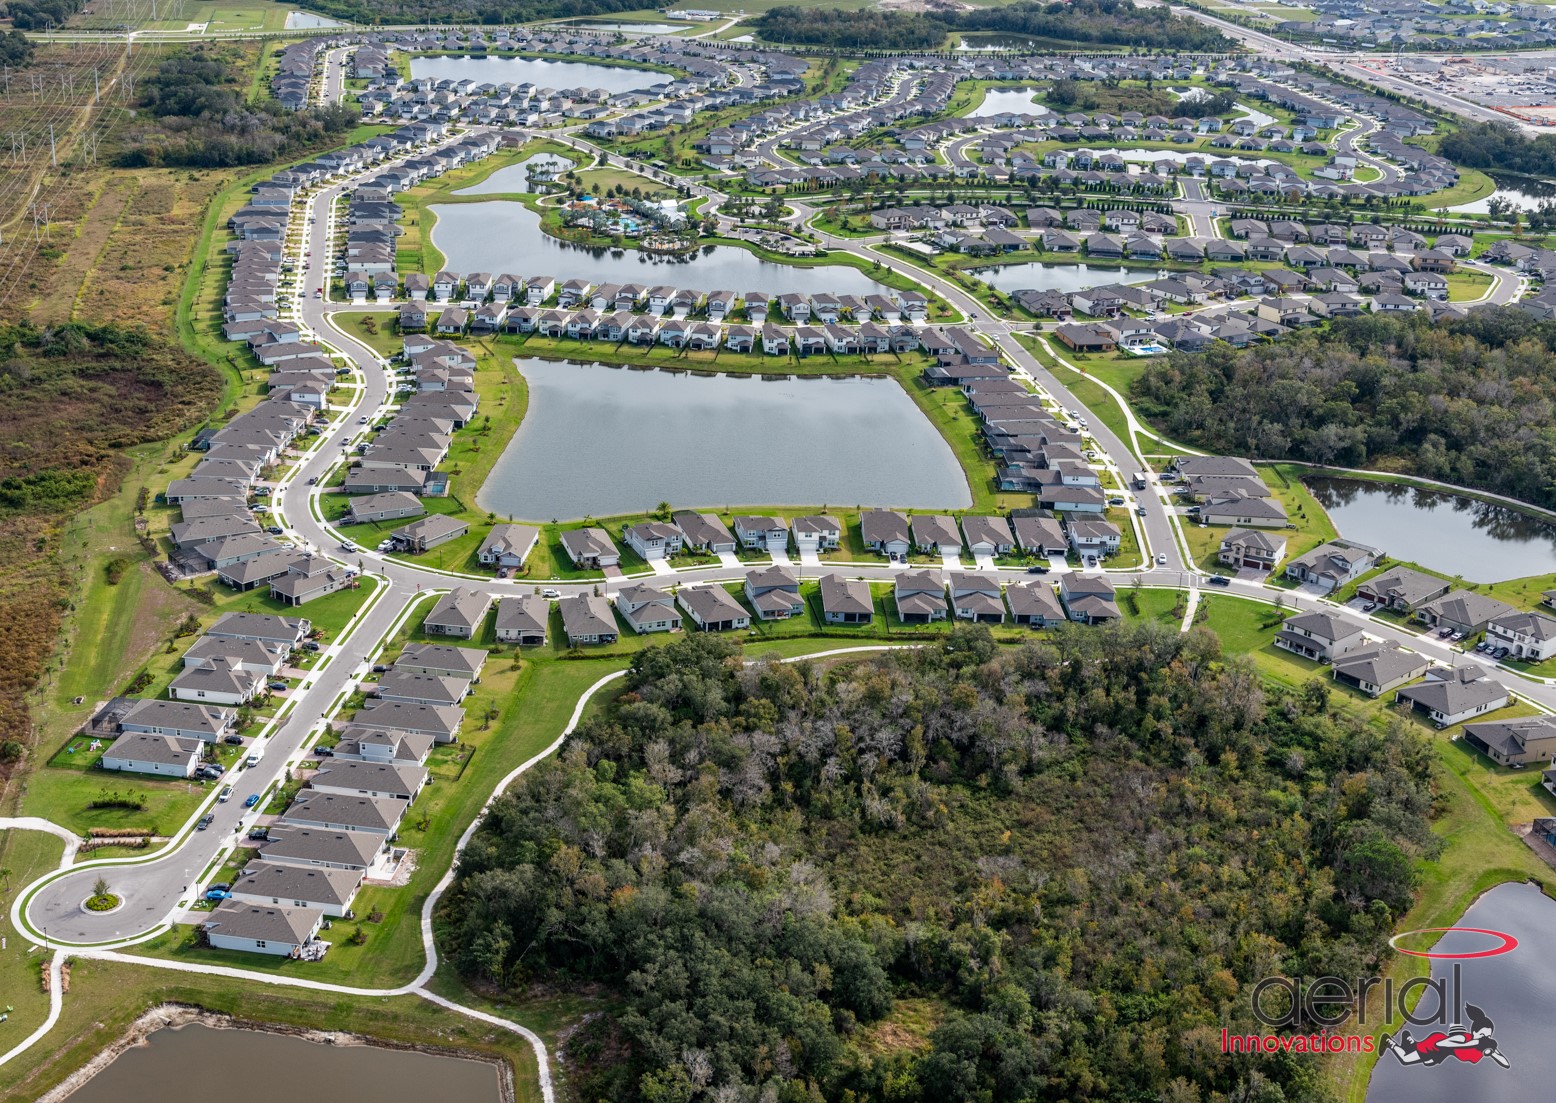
[1380,1004,1509,1069]
[1379,927,1517,1072]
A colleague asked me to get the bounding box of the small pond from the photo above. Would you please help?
[1445,171,1556,214]
[477,359,972,520]
[956,32,1044,50]
[1367,881,1556,1103]
[453,153,578,195]
[408,55,666,94]
[64,1023,502,1103]
[284,10,346,27]
[569,20,692,33]
[428,200,895,296]
[965,88,1047,118]
[969,262,1161,295]
[1307,476,1556,581]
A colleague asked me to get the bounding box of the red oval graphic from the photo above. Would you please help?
[1389,927,1519,960]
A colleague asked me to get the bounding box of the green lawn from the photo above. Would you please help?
[21,767,211,840]
[0,830,66,1041]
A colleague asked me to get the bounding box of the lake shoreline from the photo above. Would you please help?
[38,1004,516,1103]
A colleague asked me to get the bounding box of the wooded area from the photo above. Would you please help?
[297,0,648,26]
[1131,308,1556,509]
[1439,121,1556,180]
[754,0,1232,52]
[440,629,1437,1103]
[117,47,359,168]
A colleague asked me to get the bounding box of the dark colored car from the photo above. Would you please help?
[197,814,215,831]
[224,734,244,745]
[1207,576,1231,587]
[1026,565,1049,574]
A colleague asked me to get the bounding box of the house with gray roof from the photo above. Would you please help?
[351,700,463,743]
[392,514,469,553]
[262,825,390,871]
[396,642,487,680]
[1417,590,1518,635]
[283,790,406,835]
[1487,609,1556,662]
[560,593,618,646]
[1463,715,1556,767]
[423,587,492,638]
[348,491,425,526]
[202,900,323,956]
[478,523,540,570]
[1396,665,1509,728]
[894,570,947,623]
[495,595,549,646]
[118,698,236,743]
[309,760,427,802]
[1005,581,1064,627]
[744,566,804,620]
[1282,539,1380,592]
[615,584,680,634]
[100,732,200,778]
[672,511,736,554]
[678,584,751,632]
[1274,610,1365,662]
[230,862,363,917]
[559,527,619,569]
[1357,567,1450,612]
[910,514,962,555]
[375,670,469,707]
[860,510,911,558]
[819,574,873,625]
[1219,528,1287,571]
[1330,643,1430,697]
[1059,574,1119,624]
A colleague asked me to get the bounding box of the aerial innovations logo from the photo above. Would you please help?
[1220,927,1517,1067]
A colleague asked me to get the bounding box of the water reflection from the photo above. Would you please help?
[408,55,666,94]
[65,1023,502,1103]
[1446,172,1556,214]
[971,262,1160,295]
[477,359,972,520]
[1367,882,1556,1103]
[428,200,894,295]
[1307,476,1556,581]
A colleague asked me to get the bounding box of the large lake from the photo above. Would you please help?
[1445,171,1556,214]
[428,201,895,296]
[64,1023,502,1103]
[408,54,666,93]
[1367,882,1556,1103]
[971,262,1160,295]
[1307,477,1556,581]
[478,360,973,520]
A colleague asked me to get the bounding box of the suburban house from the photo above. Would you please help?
[894,570,947,623]
[395,642,486,682]
[1273,610,1365,662]
[861,510,911,558]
[1395,665,1509,727]
[1012,514,1067,557]
[268,555,350,607]
[1059,574,1119,624]
[1005,581,1065,627]
[1462,715,1556,766]
[262,825,388,872]
[948,572,1004,622]
[392,514,469,553]
[622,520,685,561]
[791,515,842,555]
[1329,644,1430,697]
[673,511,736,555]
[1416,590,1518,635]
[284,791,407,835]
[559,593,619,646]
[1486,609,1556,662]
[229,863,362,918]
[351,701,463,743]
[744,566,804,620]
[206,612,309,649]
[678,585,751,632]
[818,574,873,625]
[478,524,540,570]
[559,527,620,569]
[100,732,200,778]
[495,596,550,646]
[1218,528,1287,572]
[1282,539,1380,592]
[1357,567,1450,612]
[962,515,1015,557]
[615,584,680,634]
[1068,520,1121,559]
[118,699,236,743]
[375,670,469,708]
[733,515,788,553]
[201,901,323,957]
[910,514,962,555]
[1198,493,1288,528]
[423,588,492,638]
[169,657,264,707]
[309,760,428,802]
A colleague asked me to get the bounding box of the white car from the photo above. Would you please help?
[541,588,561,599]
[1156,554,1167,566]
[377,540,394,552]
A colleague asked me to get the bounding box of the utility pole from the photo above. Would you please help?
[49,123,56,167]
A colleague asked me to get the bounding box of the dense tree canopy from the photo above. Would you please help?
[285,0,647,26]
[754,0,1231,52]
[1130,308,1556,510]
[1439,121,1556,179]
[116,47,359,168]
[3,0,83,30]
[440,628,1438,1103]
[0,28,35,66]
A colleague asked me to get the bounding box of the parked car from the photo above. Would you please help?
[541,588,561,598]
[302,641,321,651]
[1107,497,1125,506]
[307,476,318,485]
[1475,641,1490,652]
[1207,576,1231,587]
[223,734,244,745]
[1156,554,1167,565]
[372,663,388,673]
[245,752,262,768]
[1362,601,1378,612]
[218,784,235,801]
[1136,506,1147,516]
[314,746,334,758]
[247,827,269,841]
[266,680,287,691]
[244,793,261,809]
[267,526,284,536]
[1026,565,1049,574]
[1495,647,1511,659]
[197,814,215,831]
